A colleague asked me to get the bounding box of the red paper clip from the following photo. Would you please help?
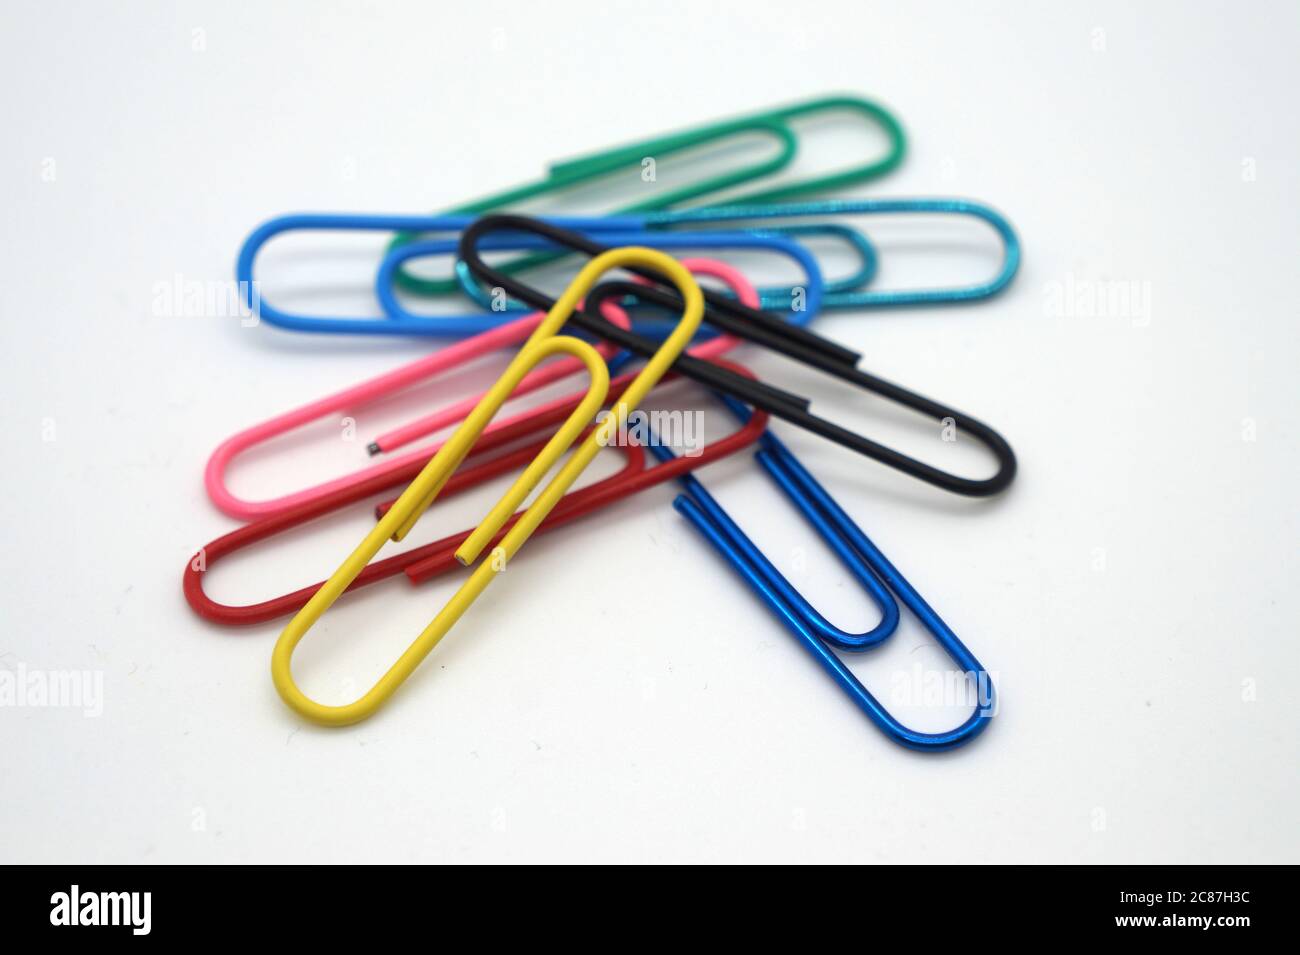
[184,363,768,626]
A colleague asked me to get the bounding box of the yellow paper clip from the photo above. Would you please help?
[271,247,704,726]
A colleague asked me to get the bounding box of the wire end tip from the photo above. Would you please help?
[366,441,382,457]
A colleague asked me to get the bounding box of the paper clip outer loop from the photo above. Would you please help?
[553,94,906,206]
[269,247,705,726]
[235,212,642,336]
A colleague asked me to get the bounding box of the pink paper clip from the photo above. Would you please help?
[204,258,751,521]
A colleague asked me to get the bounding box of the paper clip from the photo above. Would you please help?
[236,214,822,336]
[185,368,769,626]
[447,199,1017,314]
[668,417,994,751]
[207,256,807,520]
[205,296,633,520]
[388,93,906,296]
[640,198,1020,310]
[462,215,1018,498]
[625,243,990,748]
[270,247,706,725]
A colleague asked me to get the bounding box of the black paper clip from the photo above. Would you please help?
[459,215,1016,498]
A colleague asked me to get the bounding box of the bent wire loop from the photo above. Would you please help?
[462,215,1018,498]
[669,411,995,752]
[207,256,796,520]
[641,198,1020,310]
[633,270,901,651]
[185,367,769,625]
[270,247,707,726]
[389,93,906,296]
[236,213,822,336]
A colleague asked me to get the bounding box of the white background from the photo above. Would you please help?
[2,0,1296,864]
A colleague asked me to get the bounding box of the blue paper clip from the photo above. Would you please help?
[650,399,995,752]
[235,213,824,336]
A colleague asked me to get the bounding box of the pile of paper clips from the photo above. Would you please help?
[184,94,1021,752]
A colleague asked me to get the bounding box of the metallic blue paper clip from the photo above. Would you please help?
[652,400,995,752]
